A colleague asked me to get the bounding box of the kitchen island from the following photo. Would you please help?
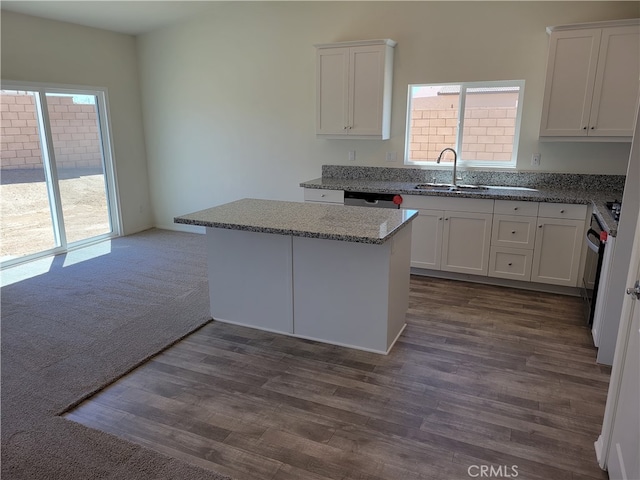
[175,199,418,354]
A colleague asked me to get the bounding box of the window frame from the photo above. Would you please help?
[404,79,525,169]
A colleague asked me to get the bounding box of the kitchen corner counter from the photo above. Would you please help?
[175,198,418,245]
[300,177,622,236]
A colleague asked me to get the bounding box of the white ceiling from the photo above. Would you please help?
[1,1,220,36]
[2,0,632,36]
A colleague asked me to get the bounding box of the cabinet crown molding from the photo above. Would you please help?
[546,18,639,34]
[314,39,397,49]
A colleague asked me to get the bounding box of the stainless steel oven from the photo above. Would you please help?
[582,214,607,326]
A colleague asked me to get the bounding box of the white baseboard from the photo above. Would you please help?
[154,223,205,234]
[410,267,581,297]
[120,223,154,236]
[212,317,407,355]
[594,435,605,468]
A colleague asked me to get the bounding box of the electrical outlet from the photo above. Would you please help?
[386,152,397,163]
[348,151,356,162]
[531,153,541,166]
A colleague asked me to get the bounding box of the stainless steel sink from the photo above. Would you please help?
[414,183,489,192]
[478,185,539,192]
[455,184,490,191]
[414,183,539,193]
[413,183,451,191]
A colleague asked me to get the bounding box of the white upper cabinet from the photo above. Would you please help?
[539,20,640,140]
[315,39,396,139]
[590,26,640,136]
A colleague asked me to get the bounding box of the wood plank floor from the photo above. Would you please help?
[65,276,612,480]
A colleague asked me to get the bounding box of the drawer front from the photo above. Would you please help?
[494,200,538,216]
[491,215,537,249]
[403,195,494,213]
[489,246,533,281]
[303,188,344,204]
[537,202,587,220]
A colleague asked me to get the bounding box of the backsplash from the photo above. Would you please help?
[321,165,626,191]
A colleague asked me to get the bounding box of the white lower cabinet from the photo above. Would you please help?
[404,196,588,288]
[530,202,587,287]
[403,196,494,275]
[488,203,537,282]
[308,190,589,289]
[531,217,585,286]
[409,209,443,270]
[441,211,493,275]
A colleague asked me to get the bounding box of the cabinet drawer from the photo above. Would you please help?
[537,202,587,220]
[491,215,537,249]
[494,200,538,217]
[303,188,344,204]
[489,246,533,281]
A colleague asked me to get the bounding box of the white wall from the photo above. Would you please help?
[137,1,637,231]
[1,11,153,235]
[598,105,640,365]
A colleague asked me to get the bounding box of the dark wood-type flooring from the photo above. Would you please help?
[65,276,612,480]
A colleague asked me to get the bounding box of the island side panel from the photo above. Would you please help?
[386,223,412,350]
[291,236,393,354]
[206,227,293,334]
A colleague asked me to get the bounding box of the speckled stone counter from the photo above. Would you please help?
[300,166,625,236]
[175,198,418,245]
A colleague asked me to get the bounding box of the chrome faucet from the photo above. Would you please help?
[436,147,459,188]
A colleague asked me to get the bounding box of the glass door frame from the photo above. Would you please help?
[1,80,122,268]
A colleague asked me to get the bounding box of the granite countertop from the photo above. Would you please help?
[300,176,622,236]
[174,198,418,245]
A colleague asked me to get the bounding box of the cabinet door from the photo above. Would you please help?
[441,211,492,276]
[539,29,601,136]
[348,45,385,136]
[316,47,349,135]
[409,209,443,270]
[589,26,640,137]
[531,218,584,286]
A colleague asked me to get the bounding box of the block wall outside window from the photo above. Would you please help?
[0,92,102,171]
[409,93,518,163]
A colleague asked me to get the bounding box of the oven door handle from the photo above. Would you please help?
[586,229,601,253]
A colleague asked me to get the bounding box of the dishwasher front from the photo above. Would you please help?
[343,191,403,209]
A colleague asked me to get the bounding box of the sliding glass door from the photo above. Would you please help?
[0,85,120,267]
[1,90,58,257]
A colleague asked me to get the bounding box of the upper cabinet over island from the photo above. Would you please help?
[315,39,396,139]
[539,19,640,141]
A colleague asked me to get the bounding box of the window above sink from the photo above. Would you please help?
[405,80,525,169]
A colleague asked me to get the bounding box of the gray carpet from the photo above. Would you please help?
[1,229,231,479]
